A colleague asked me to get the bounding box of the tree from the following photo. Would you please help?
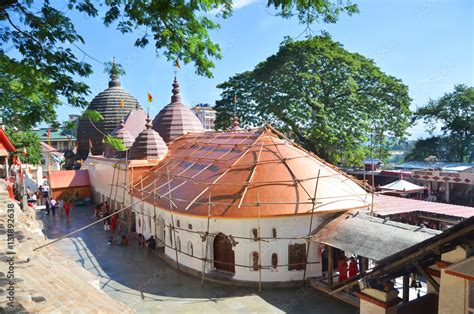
[215,35,412,165]
[0,0,358,129]
[7,130,41,165]
[412,85,473,162]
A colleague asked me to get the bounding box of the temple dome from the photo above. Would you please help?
[76,73,141,159]
[152,78,204,143]
[129,116,168,160]
[104,120,135,159]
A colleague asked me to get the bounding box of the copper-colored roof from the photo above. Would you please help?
[374,195,473,218]
[152,79,204,142]
[49,170,91,189]
[129,116,168,160]
[76,74,141,159]
[131,128,371,218]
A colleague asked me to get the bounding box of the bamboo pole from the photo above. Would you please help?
[257,192,262,292]
[166,165,180,270]
[303,169,321,281]
[201,192,211,285]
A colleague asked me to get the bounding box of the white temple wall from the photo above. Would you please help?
[137,200,328,283]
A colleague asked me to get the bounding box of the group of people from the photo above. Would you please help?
[44,197,72,217]
[138,234,156,250]
[27,185,73,218]
[337,254,359,283]
[95,201,120,232]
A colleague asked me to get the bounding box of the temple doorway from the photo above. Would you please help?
[213,233,235,273]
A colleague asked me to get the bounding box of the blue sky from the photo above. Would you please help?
[56,0,473,139]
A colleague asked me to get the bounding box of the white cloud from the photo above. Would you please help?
[209,0,260,15]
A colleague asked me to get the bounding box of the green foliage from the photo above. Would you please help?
[0,2,92,129]
[7,130,41,165]
[413,85,473,162]
[215,35,412,166]
[63,120,77,132]
[1,0,357,129]
[82,109,104,122]
[104,135,127,151]
[104,59,126,77]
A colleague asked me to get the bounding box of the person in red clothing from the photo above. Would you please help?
[64,200,71,217]
[348,256,359,278]
[110,212,118,232]
[337,255,348,283]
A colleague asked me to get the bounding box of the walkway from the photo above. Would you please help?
[38,206,356,313]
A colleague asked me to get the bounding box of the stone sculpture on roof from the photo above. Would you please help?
[152,78,204,143]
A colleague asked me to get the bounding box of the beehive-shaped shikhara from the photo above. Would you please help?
[103,120,135,159]
[152,78,204,143]
[129,115,168,160]
[76,72,140,159]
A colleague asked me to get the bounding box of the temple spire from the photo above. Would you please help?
[171,77,182,104]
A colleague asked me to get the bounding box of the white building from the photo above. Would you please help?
[192,103,216,131]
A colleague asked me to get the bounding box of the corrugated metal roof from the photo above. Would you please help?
[49,170,91,189]
[312,212,440,261]
[374,195,473,218]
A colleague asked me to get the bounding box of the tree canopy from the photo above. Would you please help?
[1,0,358,129]
[7,130,41,165]
[215,35,412,166]
[406,85,473,162]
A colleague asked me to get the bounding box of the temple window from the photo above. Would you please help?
[288,243,306,271]
[272,253,278,269]
[252,228,258,241]
[252,252,259,271]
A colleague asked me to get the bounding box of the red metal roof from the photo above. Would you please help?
[131,128,371,218]
[0,128,16,152]
[374,195,473,218]
[49,170,91,189]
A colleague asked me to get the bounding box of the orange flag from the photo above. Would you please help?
[148,93,153,103]
[120,99,125,108]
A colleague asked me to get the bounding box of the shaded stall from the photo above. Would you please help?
[312,211,440,302]
[49,170,92,204]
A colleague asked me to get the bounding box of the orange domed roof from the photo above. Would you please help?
[132,127,371,218]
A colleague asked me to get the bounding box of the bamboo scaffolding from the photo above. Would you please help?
[257,192,262,292]
[166,165,180,270]
[201,192,211,285]
[238,142,264,209]
[266,124,373,192]
[267,128,314,203]
[303,169,321,281]
[138,131,242,194]
[184,132,266,211]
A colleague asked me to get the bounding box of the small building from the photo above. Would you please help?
[363,158,383,171]
[33,128,76,152]
[192,103,216,131]
[48,170,92,203]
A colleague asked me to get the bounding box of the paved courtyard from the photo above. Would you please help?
[37,206,356,313]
